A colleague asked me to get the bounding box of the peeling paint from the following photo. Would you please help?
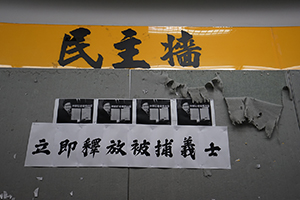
[224,97,246,125]
[225,97,282,138]
[203,169,212,177]
[165,73,222,102]
[187,87,203,103]
[164,72,284,138]
[246,98,282,137]
[205,74,223,92]
[0,191,15,200]
[285,71,300,131]
[33,187,39,198]
[165,76,188,97]
[284,71,293,100]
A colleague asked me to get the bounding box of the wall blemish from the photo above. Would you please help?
[225,97,282,138]
[0,191,15,200]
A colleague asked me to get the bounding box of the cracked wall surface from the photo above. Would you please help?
[0,69,300,200]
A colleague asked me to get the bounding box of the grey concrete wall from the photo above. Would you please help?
[0,68,300,200]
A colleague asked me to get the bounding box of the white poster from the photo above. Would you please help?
[25,123,230,169]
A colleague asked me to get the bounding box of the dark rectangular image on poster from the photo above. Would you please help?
[97,99,132,124]
[136,99,171,125]
[177,99,212,126]
[56,99,94,123]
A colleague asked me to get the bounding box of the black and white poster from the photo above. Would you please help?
[97,99,132,124]
[136,99,171,125]
[177,99,213,126]
[30,98,228,169]
[55,99,94,123]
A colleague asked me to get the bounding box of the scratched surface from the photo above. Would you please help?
[0,69,300,199]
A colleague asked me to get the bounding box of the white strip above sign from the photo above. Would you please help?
[25,123,230,169]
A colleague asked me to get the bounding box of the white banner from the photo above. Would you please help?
[25,123,230,169]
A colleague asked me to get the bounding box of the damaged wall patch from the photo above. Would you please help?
[165,73,223,102]
[225,97,282,138]
[224,97,246,125]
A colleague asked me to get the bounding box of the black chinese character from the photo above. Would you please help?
[82,137,101,158]
[113,28,150,69]
[204,142,221,156]
[181,136,196,160]
[106,140,127,156]
[155,139,173,158]
[32,139,51,155]
[58,139,78,158]
[58,28,103,68]
[131,139,150,156]
[161,30,201,68]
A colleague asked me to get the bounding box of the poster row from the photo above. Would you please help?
[53,98,215,126]
[25,123,230,169]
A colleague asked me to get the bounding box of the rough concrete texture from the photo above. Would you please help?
[1,69,300,200]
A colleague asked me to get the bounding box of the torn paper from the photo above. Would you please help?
[33,187,39,198]
[0,191,15,200]
[165,73,223,103]
[187,87,202,103]
[165,77,188,97]
[225,97,282,138]
[203,169,212,177]
[205,74,223,92]
[224,97,246,125]
[246,98,282,137]
[284,71,293,100]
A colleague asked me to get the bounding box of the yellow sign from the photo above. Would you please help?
[1,23,300,70]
